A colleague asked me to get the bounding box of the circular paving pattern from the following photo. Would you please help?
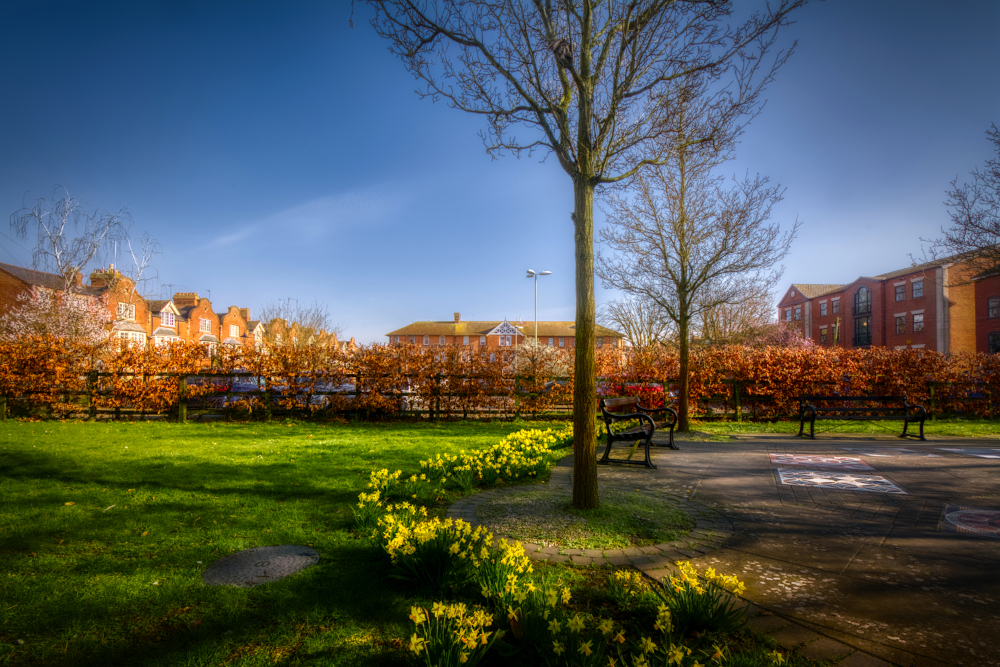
[942,505,1000,540]
[446,465,734,573]
[202,545,321,587]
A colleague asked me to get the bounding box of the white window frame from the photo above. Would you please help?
[410,335,415,344]
[117,302,135,321]
[160,311,175,327]
[785,308,791,322]
[559,337,565,348]
[912,312,925,333]
[423,335,429,346]
[199,318,211,333]
[439,335,446,345]
[480,336,486,346]
[832,298,840,314]
[548,337,553,346]
[463,335,469,345]
[820,302,827,317]
[229,324,239,337]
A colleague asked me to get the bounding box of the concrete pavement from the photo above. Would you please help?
[452,431,1000,666]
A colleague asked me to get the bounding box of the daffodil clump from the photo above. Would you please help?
[608,569,651,610]
[652,561,750,636]
[407,602,504,667]
[420,424,573,489]
[380,508,493,594]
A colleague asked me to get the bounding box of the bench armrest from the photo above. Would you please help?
[637,403,677,424]
[602,410,654,430]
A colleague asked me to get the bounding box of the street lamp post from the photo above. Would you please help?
[525,269,552,343]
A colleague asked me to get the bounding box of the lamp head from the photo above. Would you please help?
[539,271,552,276]
[526,269,536,277]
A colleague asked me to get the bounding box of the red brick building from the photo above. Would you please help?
[386,313,623,349]
[779,254,1000,354]
[0,262,344,350]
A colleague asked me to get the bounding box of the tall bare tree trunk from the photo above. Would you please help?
[572,176,599,509]
[677,314,690,432]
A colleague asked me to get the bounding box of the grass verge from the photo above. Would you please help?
[476,487,695,550]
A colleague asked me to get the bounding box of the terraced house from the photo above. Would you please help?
[779,253,1000,354]
[387,313,623,349]
[0,262,345,350]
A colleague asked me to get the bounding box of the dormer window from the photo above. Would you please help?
[117,302,135,320]
[161,311,175,327]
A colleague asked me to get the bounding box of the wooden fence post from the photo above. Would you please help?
[87,371,98,421]
[264,378,273,423]
[178,376,188,424]
[514,376,521,421]
[434,373,441,422]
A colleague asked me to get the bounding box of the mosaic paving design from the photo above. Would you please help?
[775,469,908,494]
[841,447,940,458]
[202,545,320,588]
[769,454,876,472]
[940,505,1000,540]
[934,447,1000,459]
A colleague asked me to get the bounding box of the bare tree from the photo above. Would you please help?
[696,282,775,345]
[513,336,572,377]
[598,295,672,349]
[598,93,799,431]
[257,298,345,341]
[9,188,131,293]
[367,0,804,508]
[923,123,1000,277]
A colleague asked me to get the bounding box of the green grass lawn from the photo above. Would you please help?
[0,419,535,667]
[0,418,872,667]
[694,417,1000,438]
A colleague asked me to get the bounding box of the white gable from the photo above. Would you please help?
[487,320,524,337]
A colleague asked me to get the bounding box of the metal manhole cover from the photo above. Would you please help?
[202,545,320,587]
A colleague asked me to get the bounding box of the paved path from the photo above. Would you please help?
[447,432,1000,667]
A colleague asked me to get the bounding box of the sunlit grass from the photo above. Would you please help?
[0,419,534,667]
[694,417,1000,438]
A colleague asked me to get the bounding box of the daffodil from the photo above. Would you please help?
[408,633,426,654]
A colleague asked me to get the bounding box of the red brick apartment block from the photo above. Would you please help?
[778,253,1000,354]
[386,313,623,349]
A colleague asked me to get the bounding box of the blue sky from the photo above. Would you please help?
[1,1,998,343]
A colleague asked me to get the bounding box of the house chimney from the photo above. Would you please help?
[454,312,461,323]
[173,292,199,308]
[239,308,250,321]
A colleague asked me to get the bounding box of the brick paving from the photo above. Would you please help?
[446,432,1000,666]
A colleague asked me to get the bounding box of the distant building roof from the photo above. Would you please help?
[386,320,622,339]
[791,284,844,298]
[0,262,95,294]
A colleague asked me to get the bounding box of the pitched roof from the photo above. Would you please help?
[386,320,623,338]
[791,284,844,298]
[0,262,96,294]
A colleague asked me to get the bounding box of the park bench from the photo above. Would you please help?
[597,397,679,469]
[797,395,927,441]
